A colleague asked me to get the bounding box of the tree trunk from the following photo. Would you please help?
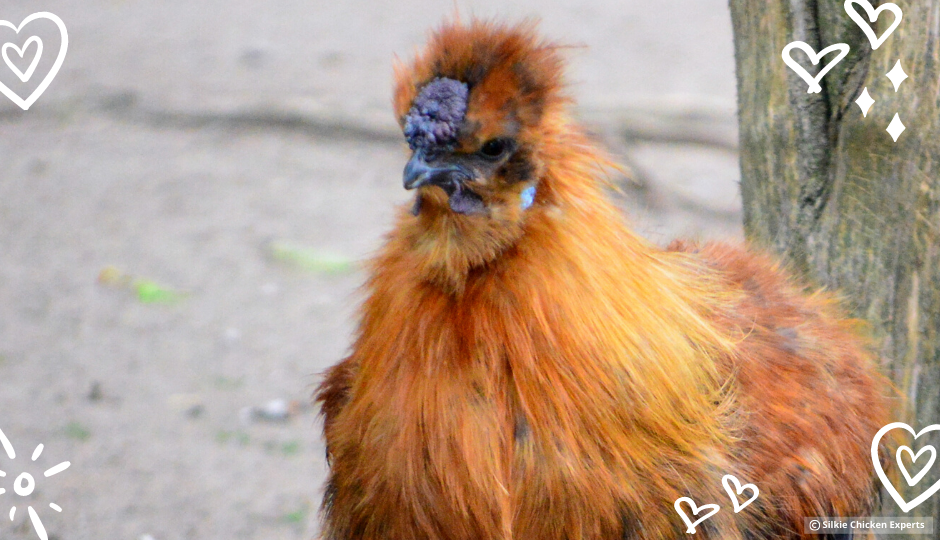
[729,0,940,521]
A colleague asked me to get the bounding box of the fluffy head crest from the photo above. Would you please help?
[394,20,568,143]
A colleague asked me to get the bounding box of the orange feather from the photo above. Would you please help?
[316,19,892,539]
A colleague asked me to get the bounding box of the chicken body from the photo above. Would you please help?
[316,20,890,540]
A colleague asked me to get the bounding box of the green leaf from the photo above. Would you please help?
[268,241,355,275]
[64,422,91,441]
[135,280,184,304]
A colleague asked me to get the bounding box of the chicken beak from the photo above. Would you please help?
[403,151,468,191]
[403,151,486,215]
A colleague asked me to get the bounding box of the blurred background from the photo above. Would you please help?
[0,1,741,538]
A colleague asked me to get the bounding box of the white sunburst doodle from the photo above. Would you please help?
[0,427,70,540]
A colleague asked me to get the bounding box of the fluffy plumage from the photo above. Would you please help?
[315,19,892,539]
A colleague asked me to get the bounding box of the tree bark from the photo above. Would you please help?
[729,0,940,520]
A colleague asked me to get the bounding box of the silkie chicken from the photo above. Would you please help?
[315,19,892,540]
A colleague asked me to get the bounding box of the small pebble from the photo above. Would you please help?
[167,394,204,416]
[186,404,205,419]
[256,398,290,421]
[241,398,294,424]
[88,381,103,402]
[239,45,269,68]
[261,282,280,295]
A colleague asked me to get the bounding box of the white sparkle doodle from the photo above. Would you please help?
[839,2,907,143]
[855,87,875,117]
[0,427,69,540]
[886,113,906,142]
[886,60,908,91]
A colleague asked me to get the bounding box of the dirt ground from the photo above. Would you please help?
[0,1,742,539]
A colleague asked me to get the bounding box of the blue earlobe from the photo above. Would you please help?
[520,186,537,210]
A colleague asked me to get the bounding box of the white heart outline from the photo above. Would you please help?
[897,445,937,487]
[673,497,720,534]
[721,474,759,513]
[2,36,43,83]
[782,41,850,94]
[872,422,940,513]
[0,12,68,111]
[844,0,902,50]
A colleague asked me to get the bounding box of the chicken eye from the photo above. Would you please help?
[479,138,512,160]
